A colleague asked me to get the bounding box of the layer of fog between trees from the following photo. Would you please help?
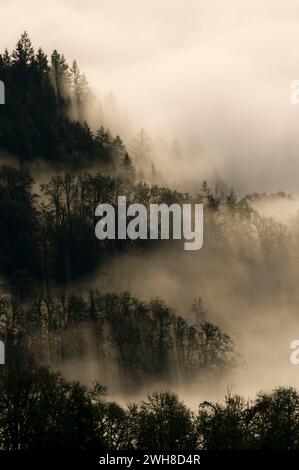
[2,32,299,409]
[69,200,299,406]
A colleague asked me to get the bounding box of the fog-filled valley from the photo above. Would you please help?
[1,11,299,449]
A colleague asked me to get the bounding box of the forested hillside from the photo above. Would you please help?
[0,32,239,390]
[0,33,298,450]
[0,32,134,173]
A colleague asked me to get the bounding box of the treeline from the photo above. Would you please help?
[0,291,236,389]
[0,164,291,300]
[0,32,134,172]
[0,164,236,295]
[0,358,298,450]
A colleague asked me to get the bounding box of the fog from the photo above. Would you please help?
[2,0,299,192]
[64,205,299,406]
[3,1,299,404]
[251,196,299,225]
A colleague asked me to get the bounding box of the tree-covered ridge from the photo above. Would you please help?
[0,163,292,301]
[0,32,134,172]
[0,291,236,390]
[0,165,241,393]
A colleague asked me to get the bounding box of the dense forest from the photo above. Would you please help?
[1,357,299,450]
[0,32,298,450]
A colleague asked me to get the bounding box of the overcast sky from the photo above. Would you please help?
[2,0,299,192]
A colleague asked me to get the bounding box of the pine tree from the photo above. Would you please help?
[12,31,34,66]
[0,49,11,71]
[128,129,153,178]
[35,48,48,78]
[128,129,152,164]
[111,135,126,165]
[51,50,70,98]
[120,152,135,181]
[95,126,112,148]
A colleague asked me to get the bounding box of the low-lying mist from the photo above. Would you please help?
[55,198,299,406]
[3,1,299,408]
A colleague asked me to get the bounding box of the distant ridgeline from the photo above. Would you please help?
[0,32,135,175]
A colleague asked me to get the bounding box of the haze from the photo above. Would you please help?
[3,1,299,405]
[2,0,299,192]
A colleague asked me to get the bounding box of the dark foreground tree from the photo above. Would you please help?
[128,391,197,451]
[196,387,299,450]
[248,387,299,449]
[1,357,299,451]
[196,394,250,450]
[0,357,102,450]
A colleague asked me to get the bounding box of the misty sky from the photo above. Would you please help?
[2,0,299,192]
